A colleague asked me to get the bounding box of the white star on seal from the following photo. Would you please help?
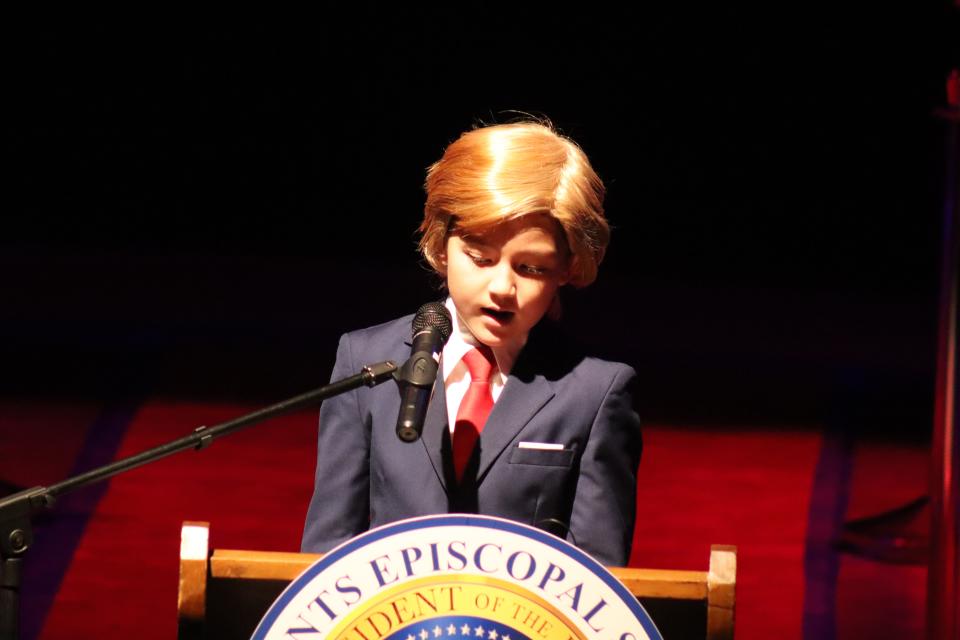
[474,626,485,637]
[502,636,511,640]
[488,631,498,640]
[461,624,472,635]
[420,630,429,640]
[407,635,415,640]
[447,625,457,635]
[434,626,443,638]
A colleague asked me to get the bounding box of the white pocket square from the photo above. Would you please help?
[517,441,565,451]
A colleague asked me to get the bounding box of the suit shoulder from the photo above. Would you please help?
[578,356,636,378]
[565,357,636,401]
[343,313,415,343]
[333,313,415,364]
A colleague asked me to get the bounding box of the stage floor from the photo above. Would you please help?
[1,396,929,639]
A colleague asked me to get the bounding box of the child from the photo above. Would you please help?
[301,120,641,566]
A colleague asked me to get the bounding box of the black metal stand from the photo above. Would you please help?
[835,495,930,564]
[927,70,960,640]
[0,359,397,640]
[834,71,960,637]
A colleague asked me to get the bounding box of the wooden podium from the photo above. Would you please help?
[177,522,736,640]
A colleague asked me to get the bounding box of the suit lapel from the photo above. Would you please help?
[475,373,554,482]
[420,357,452,493]
[474,331,557,482]
[391,326,452,495]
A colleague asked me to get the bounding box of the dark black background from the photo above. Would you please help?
[3,8,958,427]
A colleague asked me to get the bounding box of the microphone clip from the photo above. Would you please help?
[394,347,440,389]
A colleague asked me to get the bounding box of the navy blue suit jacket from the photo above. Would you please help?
[301,313,642,566]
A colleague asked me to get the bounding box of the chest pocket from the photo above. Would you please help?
[508,444,575,468]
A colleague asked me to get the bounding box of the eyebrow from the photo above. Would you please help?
[459,232,491,245]
[514,244,561,257]
[459,235,562,260]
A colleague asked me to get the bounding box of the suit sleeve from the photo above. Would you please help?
[301,332,371,552]
[567,364,642,566]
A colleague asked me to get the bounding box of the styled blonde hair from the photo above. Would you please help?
[419,120,609,288]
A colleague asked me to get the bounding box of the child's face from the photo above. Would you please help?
[444,214,570,348]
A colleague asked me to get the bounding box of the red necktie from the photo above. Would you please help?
[452,346,496,481]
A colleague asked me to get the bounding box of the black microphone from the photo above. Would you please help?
[395,301,453,442]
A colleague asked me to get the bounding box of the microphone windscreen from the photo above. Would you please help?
[412,301,453,342]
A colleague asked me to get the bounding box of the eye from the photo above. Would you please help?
[518,264,548,276]
[465,250,492,266]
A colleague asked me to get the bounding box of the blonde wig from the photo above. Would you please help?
[419,120,609,288]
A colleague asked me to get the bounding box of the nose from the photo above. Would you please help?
[488,262,517,300]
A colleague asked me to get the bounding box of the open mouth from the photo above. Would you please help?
[481,307,515,323]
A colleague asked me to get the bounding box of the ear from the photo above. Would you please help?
[547,292,563,320]
[436,250,448,276]
[559,254,578,287]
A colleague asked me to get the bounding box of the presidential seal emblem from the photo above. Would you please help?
[253,515,662,640]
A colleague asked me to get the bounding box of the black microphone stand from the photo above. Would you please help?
[833,69,960,637]
[0,360,398,640]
